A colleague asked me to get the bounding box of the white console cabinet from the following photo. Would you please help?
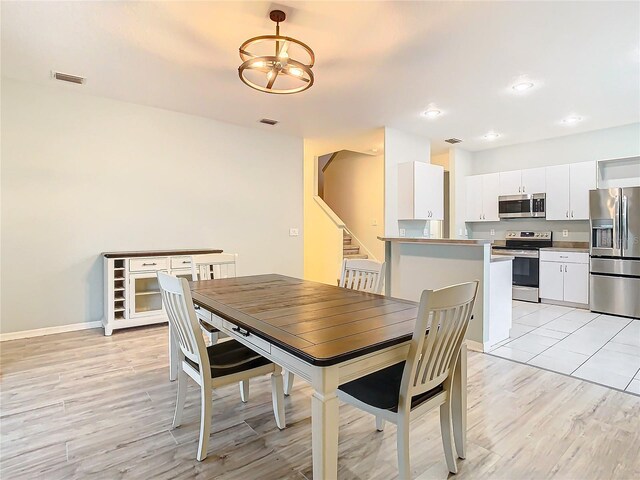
[102,249,221,335]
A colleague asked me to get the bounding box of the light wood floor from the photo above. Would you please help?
[1,325,639,480]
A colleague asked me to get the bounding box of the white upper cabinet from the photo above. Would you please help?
[545,161,596,220]
[521,167,546,194]
[499,168,546,195]
[483,173,500,221]
[499,170,522,196]
[465,173,499,222]
[569,161,596,220]
[398,162,444,220]
[545,165,571,220]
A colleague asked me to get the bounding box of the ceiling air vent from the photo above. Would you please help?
[445,138,463,144]
[52,71,86,85]
[259,118,278,126]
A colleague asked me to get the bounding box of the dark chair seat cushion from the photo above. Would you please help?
[185,339,271,378]
[338,361,443,413]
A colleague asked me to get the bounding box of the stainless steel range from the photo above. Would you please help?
[492,231,553,303]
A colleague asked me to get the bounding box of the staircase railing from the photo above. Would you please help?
[314,196,378,262]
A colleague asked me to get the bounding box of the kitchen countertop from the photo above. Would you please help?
[491,255,514,263]
[540,247,589,253]
[378,237,492,245]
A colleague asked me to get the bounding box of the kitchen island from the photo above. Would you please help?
[379,237,513,351]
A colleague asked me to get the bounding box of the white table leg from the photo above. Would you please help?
[169,327,178,381]
[311,367,340,480]
[452,343,467,459]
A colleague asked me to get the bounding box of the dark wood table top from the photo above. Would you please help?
[191,274,419,366]
[103,249,222,258]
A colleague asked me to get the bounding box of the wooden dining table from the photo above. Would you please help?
[171,274,467,479]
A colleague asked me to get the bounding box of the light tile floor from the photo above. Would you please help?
[490,301,640,396]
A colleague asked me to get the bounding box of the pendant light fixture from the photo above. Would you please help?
[238,10,315,94]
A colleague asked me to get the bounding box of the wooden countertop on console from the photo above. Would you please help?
[378,236,492,245]
[103,248,223,258]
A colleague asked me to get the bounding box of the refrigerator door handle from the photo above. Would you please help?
[621,195,628,251]
[613,195,620,250]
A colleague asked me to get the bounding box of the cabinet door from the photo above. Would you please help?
[482,173,500,221]
[465,175,483,222]
[569,161,596,220]
[499,170,522,196]
[539,261,564,301]
[563,263,589,304]
[129,271,167,318]
[545,165,570,220]
[521,167,546,194]
[424,163,444,220]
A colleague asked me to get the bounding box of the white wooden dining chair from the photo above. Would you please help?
[191,253,237,344]
[339,258,385,294]
[337,281,478,478]
[157,272,285,461]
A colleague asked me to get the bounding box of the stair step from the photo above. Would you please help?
[343,239,352,245]
[343,246,360,254]
[344,254,368,260]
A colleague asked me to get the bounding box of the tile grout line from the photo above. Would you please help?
[623,366,640,392]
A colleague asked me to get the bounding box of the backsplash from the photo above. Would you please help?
[467,219,590,243]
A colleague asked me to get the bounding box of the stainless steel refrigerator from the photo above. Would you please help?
[589,187,640,318]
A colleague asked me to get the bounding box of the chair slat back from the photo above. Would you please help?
[339,258,385,294]
[191,253,238,281]
[400,282,478,401]
[157,272,209,369]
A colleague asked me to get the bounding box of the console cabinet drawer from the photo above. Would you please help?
[222,320,271,353]
[129,257,169,272]
[171,256,193,269]
[540,251,588,264]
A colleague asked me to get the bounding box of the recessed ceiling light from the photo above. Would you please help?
[512,81,534,92]
[483,132,500,140]
[561,115,583,125]
[421,109,442,119]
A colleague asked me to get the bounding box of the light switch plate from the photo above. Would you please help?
[490,229,495,236]
[399,228,406,237]
[562,229,569,238]
[289,228,299,237]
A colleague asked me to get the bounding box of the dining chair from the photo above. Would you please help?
[191,253,237,344]
[339,258,385,294]
[157,272,286,461]
[337,281,478,478]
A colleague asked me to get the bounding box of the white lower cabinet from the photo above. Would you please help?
[539,251,589,306]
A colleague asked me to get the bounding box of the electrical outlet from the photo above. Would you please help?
[371,219,378,226]
[423,228,429,237]
[459,229,464,236]
[399,228,406,237]
[490,229,495,236]
[289,228,299,237]
[562,229,569,238]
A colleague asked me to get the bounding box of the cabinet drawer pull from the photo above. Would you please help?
[559,255,568,258]
[182,260,191,264]
[142,262,157,266]
[565,265,568,272]
[232,326,250,337]
[194,304,200,310]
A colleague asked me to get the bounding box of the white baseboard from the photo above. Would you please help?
[465,339,485,353]
[0,321,103,342]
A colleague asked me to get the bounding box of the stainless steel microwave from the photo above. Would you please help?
[498,193,546,219]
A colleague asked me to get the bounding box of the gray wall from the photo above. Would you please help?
[1,79,304,334]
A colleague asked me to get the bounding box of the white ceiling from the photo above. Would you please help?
[2,1,639,154]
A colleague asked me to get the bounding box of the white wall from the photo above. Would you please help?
[461,123,640,242]
[470,123,640,175]
[384,128,431,236]
[323,150,384,260]
[1,79,303,334]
